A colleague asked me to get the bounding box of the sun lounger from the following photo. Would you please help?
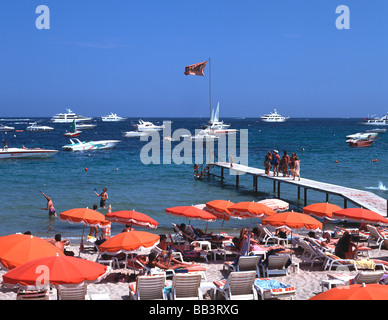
[260,255,291,277]
[256,224,288,246]
[367,225,387,249]
[57,283,88,300]
[213,271,258,300]
[129,274,167,300]
[16,289,50,300]
[297,239,326,267]
[223,255,261,276]
[170,273,203,300]
[254,278,296,300]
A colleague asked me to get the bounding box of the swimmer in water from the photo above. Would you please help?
[40,191,57,217]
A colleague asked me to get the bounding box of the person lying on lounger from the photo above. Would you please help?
[146,251,199,271]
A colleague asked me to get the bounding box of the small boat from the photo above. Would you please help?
[63,120,82,137]
[346,132,378,140]
[260,109,289,122]
[122,131,150,138]
[51,108,92,123]
[204,102,238,134]
[347,139,374,147]
[26,122,54,132]
[0,124,15,132]
[76,123,96,130]
[366,128,386,133]
[135,120,164,132]
[101,113,127,122]
[181,128,219,141]
[0,145,58,159]
[62,138,120,151]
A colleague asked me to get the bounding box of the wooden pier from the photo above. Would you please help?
[209,162,388,217]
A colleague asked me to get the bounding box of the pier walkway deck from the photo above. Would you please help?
[210,162,387,217]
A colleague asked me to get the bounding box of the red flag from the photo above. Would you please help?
[184,61,208,76]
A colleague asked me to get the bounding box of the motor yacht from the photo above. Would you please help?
[0,124,15,132]
[260,109,289,122]
[26,122,54,132]
[135,120,164,131]
[101,113,127,122]
[0,145,58,159]
[51,109,92,123]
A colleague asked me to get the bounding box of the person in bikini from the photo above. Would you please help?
[40,191,57,217]
[94,187,108,208]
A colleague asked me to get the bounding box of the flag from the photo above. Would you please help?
[184,61,208,76]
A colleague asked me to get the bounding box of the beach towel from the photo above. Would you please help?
[355,259,375,270]
[254,279,290,290]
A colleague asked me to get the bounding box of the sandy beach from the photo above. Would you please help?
[1,237,387,301]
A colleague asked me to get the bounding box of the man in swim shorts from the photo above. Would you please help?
[94,187,108,208]
[41,191,57,217]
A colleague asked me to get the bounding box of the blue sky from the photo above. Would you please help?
[0,0,387,118]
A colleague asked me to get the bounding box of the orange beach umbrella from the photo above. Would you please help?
[3,255,109,289]
[227,202,277,219]
[258,199,289,212]
[303,202,342,220]
[165,206,217,223]
[99,231,160,255]
[332,208,388,226]
[59,208,106,227]
[262,211,322,231]
[0,234,65,270]
[309,283,388,300]
[105,210,159,229]
[205,200,233,221]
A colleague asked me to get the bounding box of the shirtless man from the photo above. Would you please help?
[41,191,57,217]
[94,187,108,208]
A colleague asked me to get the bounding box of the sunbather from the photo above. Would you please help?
[146,252,199,271]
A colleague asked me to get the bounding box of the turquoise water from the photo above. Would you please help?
[0,118,387,240]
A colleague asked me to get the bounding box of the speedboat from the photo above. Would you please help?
[62,138,120,151]
[359,113,388,126]
[26,122,54,132]
[366,128,386,133]
[76,123,96,130]
[347,139,374,147]
[51,109,92,123]
[346,132,378,140]
[0,146,58,159]
[0,124,15,132]
[101,113,127,122]
[135,120,164,132]
[122,131,150,138]
[260,109,289,122]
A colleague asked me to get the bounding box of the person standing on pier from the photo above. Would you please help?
[271,150,281,176]
[289,152,296,177]
[264,151,272,175]
[293,156,301,181]
[280,151,290,177]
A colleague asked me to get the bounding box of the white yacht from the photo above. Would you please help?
[135,120,164,131]
[101,113,127,122]
[260,109,289,122]
[76,122,96,130]
[0,124,15,132]
[26,122,54,132]
[359,113,388,126]
[51,109,92,123]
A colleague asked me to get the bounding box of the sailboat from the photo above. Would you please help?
[205,102,238,134]
[63,120,82,137]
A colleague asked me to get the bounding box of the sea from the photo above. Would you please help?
[0,117,387,242]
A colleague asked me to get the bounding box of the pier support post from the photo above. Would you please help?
[326,193,329,203]
[236,173,239,188]
[304,188,307,206]
[221,167,224,184]
[277,181,280,199]
[273,180,276,193]
[297,186,300,199]
[344,198,347,209]
[253,176,258,193]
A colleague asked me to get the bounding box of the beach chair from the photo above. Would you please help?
[16,289,50,300]
[298,239,326,267]
[213,271,258,300]
[223,255,260,276]
[129,274,167,300]
[254,278,296,300]
[57,283,88,300]
[322,252,358,271]
[94,244,120,269]
[367,225,387,249]
[260,255,291,277]
[153,246,184,263]
[351,270,384,284]
[170,273,203,300]
[256,224,288,246]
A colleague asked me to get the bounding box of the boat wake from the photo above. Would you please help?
[366,181,387,191]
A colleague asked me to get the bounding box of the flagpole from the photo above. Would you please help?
[209,57,212,119]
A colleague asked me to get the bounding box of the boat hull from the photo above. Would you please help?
[348,140,374,147]
[0,148,58,159]
[62,140,120,151]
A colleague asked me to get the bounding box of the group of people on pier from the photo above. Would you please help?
[264,150,300,180]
